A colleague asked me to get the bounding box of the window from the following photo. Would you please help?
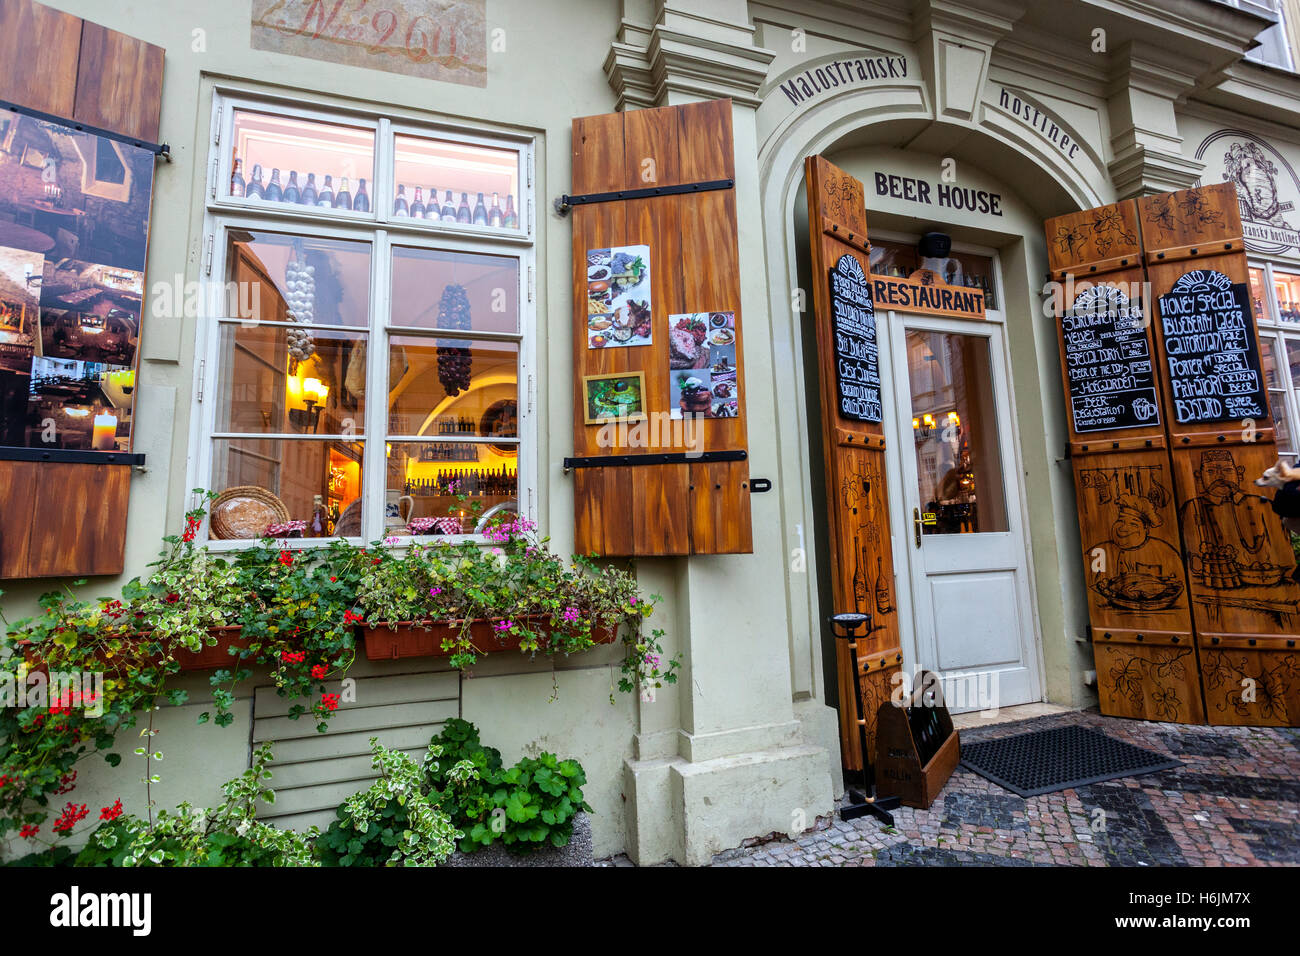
[1251,260,1300,459]
[1229,0,1295,71]
[869,238,999,309]
[195,94,533,545]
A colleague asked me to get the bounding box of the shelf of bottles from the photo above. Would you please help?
[228,109,377,215]
[391,132,522,234]
[403,466,517,498]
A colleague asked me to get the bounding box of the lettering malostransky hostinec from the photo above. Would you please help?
[830,255,882,423]
[780,55,909,107]
[1158,270,1268,425]
[1196,129,1300,256]
[996,87,1082,164]
[251,0,487,87]
[1063,285,1161,433]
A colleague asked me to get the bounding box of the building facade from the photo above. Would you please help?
[1,0,1298,866]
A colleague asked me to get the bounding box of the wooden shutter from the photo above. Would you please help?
[1046,182,1300,727]
[568,100,752,556]
[1044,200,1203,723]
[1138,183,1300,726]
[0,0,163,579]
[804,155,903,770]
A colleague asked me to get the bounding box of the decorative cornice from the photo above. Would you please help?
[1107,143,1204,198]
[604,10,776,109]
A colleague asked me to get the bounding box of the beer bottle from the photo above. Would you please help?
[354,178,371,213]
[503,194,518,228]
[284,171,301,204]
[456,192,472,224]
[393,184,409,217]
[246,164,266,200]
[423,187,439,220]
[473,192,488,226]
[335,177,353,210]
[230,156,246,197]
[265,169,284,203]
[410,187,425,218]
[488,192,504,228]
[301,173,318,206]
[317,175,335,208]
[441,189,456,220]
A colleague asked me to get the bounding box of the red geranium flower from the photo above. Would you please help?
[281,650,305,664]
[278,550,294,566]
[52,802,89,835]
[311,664,328,679]
[318,692,340,712]
[19,824,38,839]
[100,799,123,822]
[343,609,364,626]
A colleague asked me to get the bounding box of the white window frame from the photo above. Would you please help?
[1250,257,1300,460]
[188,90,537,550]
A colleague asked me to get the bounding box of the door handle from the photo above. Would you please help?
[913,507,922,548]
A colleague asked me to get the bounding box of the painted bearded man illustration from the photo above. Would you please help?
[1179,449,1275,590]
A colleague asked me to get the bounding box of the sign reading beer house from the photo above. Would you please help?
[829,254,882,423]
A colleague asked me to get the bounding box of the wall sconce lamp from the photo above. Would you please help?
[288,374,328,428]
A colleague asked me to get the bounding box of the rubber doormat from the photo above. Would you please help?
[960,725,1182,797]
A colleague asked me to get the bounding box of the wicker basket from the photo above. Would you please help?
[210,486,290,539]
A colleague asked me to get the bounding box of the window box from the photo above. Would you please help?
[360,618,617,661]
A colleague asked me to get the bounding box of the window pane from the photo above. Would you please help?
[1262,338,1293,453]
[209,438,363,539]
[226,231,371,326]
[1274,270,1300,325]
[392,133,521,230]
[390,247,518,333]
[869,240,996,309]
[387,336,518,436]
[388,441,518,537]
[1249,266,1269,325]
[214,324,365,435]
[229,110,375,214]
[906,330,1008,534]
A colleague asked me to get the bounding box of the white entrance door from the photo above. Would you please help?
[885,312,1041,713]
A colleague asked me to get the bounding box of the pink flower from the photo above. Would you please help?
[562,607,580,624]
[494,620,515,633]
[383,535,399,546]
[429,587,442,596]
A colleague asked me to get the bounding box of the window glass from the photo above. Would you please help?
[390,247,518,333]
[1248,266,1269,325]
[225,231,371,326]
[1274,270,1300,325]
[392,133,521,230]
[214,325,366,435]
[388,441,519,537]
[386,336,518,436]
[870,239,997,309]
[229,110,376,214]
[1263,337,1294,454]
[208,438,363,539]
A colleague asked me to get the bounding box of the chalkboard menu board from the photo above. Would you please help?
[1157,270,1268,425]
[1063,285,1161,432]
[829,254,881,423]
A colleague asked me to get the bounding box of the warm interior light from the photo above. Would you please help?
[912,417,920,429]
[923,413,935,427]
[92,413,118,450]
[947,411,960,425]
[303,377,324,404]
[64,407,90,417]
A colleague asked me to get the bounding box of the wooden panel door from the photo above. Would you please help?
[804,155,902,770]
[569,100,751,556]
[1138,182,1300,726]
[1043,199,1203,723]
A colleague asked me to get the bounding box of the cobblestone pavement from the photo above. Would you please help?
[598,709,1300,867]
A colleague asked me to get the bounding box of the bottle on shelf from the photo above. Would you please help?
[318,175,335,208]
[487,192,504,228]
[246,164,266,200]
[503,194,518,229]
[441,189,456,220]
[301,173,318,206]
[875,555,892,615]
[472,192,488,226]
[335,177,353,210]
[393,184,409,217]
[310,494,327,536]
[456,192,472,224]
[851,535,866,610]
[354,178,371,213]
[410,187,425,218]
[230,156,246,197]
[423,187,439,220]
[284,170,301,204]
[265,169,284,203]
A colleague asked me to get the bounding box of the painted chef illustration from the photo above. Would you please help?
[1090,493,1184,593]
[1179,449,1274,589]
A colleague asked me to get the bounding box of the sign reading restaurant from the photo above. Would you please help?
[779,54,909,107]
[1195,129,1300,256]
